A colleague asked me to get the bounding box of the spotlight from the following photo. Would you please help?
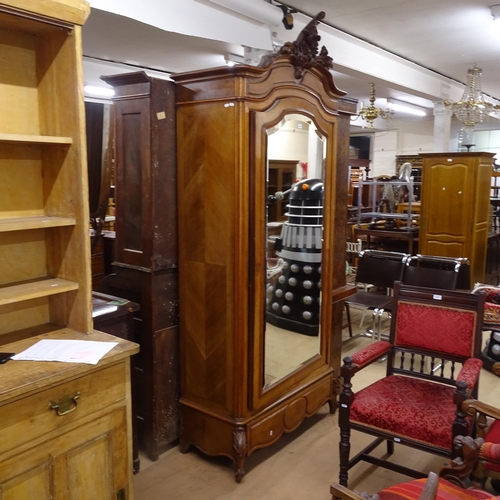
[491,5,500,33]
[492,4,500,22]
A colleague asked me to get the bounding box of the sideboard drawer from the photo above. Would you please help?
[0,362,127,456]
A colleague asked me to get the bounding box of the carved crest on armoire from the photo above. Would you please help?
[172,13,356,482]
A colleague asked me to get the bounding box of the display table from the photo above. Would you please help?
[397,201,421,214]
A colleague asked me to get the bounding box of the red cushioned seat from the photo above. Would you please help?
[350,375,464,450]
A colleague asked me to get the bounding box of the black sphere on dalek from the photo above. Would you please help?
[266,178,323,336]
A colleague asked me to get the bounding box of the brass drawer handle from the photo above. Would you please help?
[50,391,80,416]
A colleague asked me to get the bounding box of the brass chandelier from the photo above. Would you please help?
[354,82,394,128]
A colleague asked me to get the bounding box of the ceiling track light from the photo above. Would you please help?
[208,0,294,30]
[492,4,500,22]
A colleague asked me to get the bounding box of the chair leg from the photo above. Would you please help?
[359,309,367,328]
[339,374,353,487]
[339,423,351,487]
[345,303,353,338]
[376,309,384,342]
[371,308,383,343]
[386,439,394,455]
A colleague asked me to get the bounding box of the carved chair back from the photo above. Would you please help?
[387,282,485,393]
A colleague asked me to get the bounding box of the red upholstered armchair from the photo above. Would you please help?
[338,282,486,487]
[471,284,500,375]
[331,471,499,500]
[450,400,500,492]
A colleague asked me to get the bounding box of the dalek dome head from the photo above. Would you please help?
[289,179,324,202]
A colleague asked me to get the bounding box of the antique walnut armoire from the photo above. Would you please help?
[172,13,356,481]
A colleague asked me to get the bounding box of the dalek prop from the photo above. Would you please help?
[266,178,323,336]
[482,330,500,371]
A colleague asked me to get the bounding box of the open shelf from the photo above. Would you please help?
[0,133,72,145]
[0,278,79,306]
[357,178,417,229]
[361,212,420,220]
[0,215,76,232]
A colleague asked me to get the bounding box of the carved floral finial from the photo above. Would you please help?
[263,11,333,81]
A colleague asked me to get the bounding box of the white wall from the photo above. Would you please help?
[473,130,500,161]
[368,119,500,176]
[395,119,435,155]
[371,130,398,177]
[267,129,308,164]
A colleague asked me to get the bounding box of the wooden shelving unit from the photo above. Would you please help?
[0,4,93,335]
[0,1,138,496]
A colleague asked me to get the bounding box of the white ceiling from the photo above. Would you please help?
[81,0,500,130]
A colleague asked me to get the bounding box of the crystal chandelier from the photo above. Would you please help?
[354,83,394,128]
[444,66,500,132]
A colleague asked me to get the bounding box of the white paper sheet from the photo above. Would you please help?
[11,339,118,365]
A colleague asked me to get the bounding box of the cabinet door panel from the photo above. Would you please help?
[2,461,52,500]
[67,435,112,500]
[0,407,129,500]
[114,98,151,267]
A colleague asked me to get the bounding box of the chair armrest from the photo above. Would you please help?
[341,341,392,376]
[481,442,500,463]
[441,436,484,487]
[456,358,483,392]
[330,483,371,500]
[419,472,439,500]
[462,399,500,421]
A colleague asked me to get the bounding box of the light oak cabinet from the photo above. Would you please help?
[0,331,136,499]
[172,14,355,482]
[419,152,494,286]
[0,1,138,497]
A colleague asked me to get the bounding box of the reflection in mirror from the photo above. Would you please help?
[264,114,327,389]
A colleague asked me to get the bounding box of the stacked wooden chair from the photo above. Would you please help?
[333,412,500,500]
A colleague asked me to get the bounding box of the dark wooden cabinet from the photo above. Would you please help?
[172,16,355,482]
[100,72,179,461]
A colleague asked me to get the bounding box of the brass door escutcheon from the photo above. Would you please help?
[50,391,80,416]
